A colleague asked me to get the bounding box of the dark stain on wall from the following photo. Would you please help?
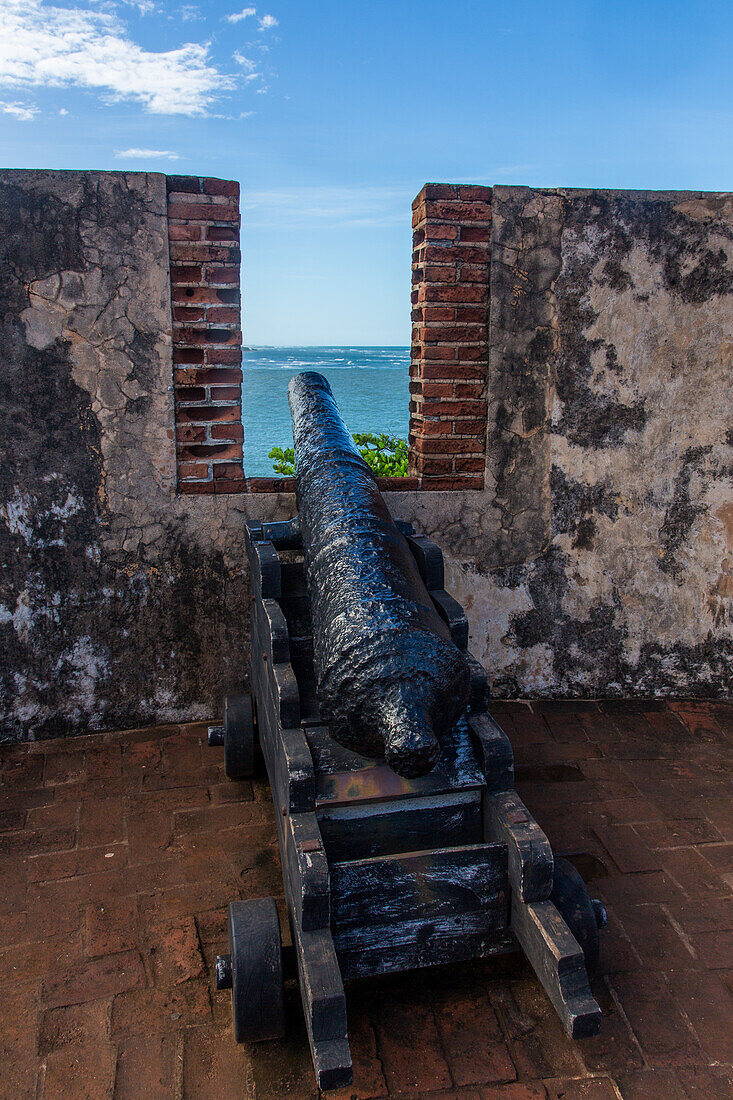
[0,174,250,741]
[551,467,619,550]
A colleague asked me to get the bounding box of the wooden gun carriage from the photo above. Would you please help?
[210,517,606,1091]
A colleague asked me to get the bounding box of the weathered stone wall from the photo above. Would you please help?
[0,171,290,740]
[1,174,730,742]
[441,187,733,697]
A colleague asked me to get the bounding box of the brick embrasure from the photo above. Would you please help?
[167,176,248,494]
[409,183,491,490]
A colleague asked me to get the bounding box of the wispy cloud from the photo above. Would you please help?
[0,0,234,115]
[225,6,256,22]
[0,99,38,120]
[179,5,202,21]
[233,51,256,71]
[115,147,180,159]
[259,14,277,29]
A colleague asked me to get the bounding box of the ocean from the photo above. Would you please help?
[242,346,411,476]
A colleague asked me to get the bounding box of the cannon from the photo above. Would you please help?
[209,373,605,1091]
[289,371,471,777]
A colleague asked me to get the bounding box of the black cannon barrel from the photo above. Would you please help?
[287,371,471,778]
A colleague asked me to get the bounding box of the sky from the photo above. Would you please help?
[1,1,732,345]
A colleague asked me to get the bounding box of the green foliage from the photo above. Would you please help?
[268,432,408,477]
[269,445,296,476]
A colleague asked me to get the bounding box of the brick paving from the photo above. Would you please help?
[1,700,731,1100]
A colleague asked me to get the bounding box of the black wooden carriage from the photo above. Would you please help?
[210,518,605,1091]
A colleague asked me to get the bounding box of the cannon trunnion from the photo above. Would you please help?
[210,523,604,1091]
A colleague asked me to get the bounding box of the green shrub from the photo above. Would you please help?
[269,432,408,477]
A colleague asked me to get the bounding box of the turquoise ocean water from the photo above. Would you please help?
[243,346,410,476]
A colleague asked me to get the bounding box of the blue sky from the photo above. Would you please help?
[1,0,731,344]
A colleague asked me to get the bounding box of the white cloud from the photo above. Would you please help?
[115,147,180,159]
[259,14,277,29]
[180,5,202,21]
[225,7,256,22]
[233,51,256,71]
[0,0,234,116]
[0,99,38,120]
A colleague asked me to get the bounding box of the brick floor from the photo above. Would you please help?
[1,701,731,1100]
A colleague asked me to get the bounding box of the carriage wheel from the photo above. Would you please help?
[223,692,256,779]
[551,856,606,977]
[216,898,285,1043]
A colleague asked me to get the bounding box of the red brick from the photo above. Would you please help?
[424,199,492,221]
[208,385,241,403]
[182,1027,250,1100]
[477,1087,547,1100]
[41,1042,117,1100]
[177,462,209,482]
[415,420,454,436]
[431,285,488,303]
[205,225,238,242]
[544,1080,619,1100]
[110,981,211,1039]
[172,286,238,305]
[205,348,242,365]
[114,1034,180,1100]
[202,177,239,199]
[42,951,145,1009]
[175,367,242,386]
[167,202,239,222]
[44,751,85,786]
[422,399,486,417]
[434,994,514,1086]
[593,823,662,873]
[166,175,200,194]
[173,325,240,346]
[414,437,485,454]
[27,844,127,884]
[79,795,124,846]
[377,476,420,490]
[84,896,137,957]
[204,306,239,324]
[376,1000,451,1093]
[172,305,205,323]
[167,223,202,242]
[0,825,76,857]
[169,264,202,284]
[3,751,44,787]
[211,461,244,481]
[169,243,240,264]
[611,972,701,1063]
[38,1000,110,1056]
[179,443,243,463]
[248,477,295,493]
[176,404,239,424]
[172,347,204,365]
[210,423,244,442]
[212,478,246,494]
[148,915,204,986]
[178,482,215,495]
[205,265,240,284]
[675,1066,733,1099]
[175,424,206,444]
[454,419,486,435]
[667,969,733,1062]
[460,225,491,242]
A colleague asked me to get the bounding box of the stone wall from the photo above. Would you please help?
[439,187,733,698]
[0,171,290,740]
[0,172,730,742]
